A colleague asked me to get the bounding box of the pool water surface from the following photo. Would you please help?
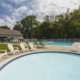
[43,42,74,46]
[0,52,80,80]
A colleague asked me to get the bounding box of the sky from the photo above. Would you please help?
[0,0,80,28]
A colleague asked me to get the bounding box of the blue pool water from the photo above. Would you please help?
[43,42,73,46]
[0,52,80,80]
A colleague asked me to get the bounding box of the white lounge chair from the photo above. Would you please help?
[72,42,80,52]
[8,43,19,55]
[29,42,36,50]
[0,50,7,61]
[20,43,28,51]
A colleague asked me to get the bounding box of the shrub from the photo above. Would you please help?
[4,38,12,42]
[19,38,24,42]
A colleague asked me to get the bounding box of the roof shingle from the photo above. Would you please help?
[0,28,22,36]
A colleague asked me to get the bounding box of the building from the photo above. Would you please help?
[0,28,22,42]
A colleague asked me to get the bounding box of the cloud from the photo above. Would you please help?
[0,16,17,29]
[0,6,28,28]
[12,6,28,19]
[31,0,79,14]
[0,19,6,26]
[10,0,27,4]
[0,2,13,12]
[5,16,17,28]
[0,0,80,28]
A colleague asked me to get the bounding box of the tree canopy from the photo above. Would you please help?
[14,15,40,39]
[13,7,80,39]
[0,26,10,29]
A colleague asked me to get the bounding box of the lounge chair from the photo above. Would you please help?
[0,50,7,61]
[71,42,80,52]
[29,42,36,50]
[8,43,19,55]
[20,43,28,51]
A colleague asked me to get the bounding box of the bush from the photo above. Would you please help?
[4,38,12,42]
[30,39,38,42]
[19,38,24,42]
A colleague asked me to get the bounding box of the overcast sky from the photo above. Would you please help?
[0,0,80,28]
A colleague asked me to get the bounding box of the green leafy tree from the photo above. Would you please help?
[0,26,10,29]
[13,6,80,39]
[14,15,40,39]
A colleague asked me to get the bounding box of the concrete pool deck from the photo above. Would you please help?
[0,45,80,67]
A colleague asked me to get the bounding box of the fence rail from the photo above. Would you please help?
[25,39,80,42]
[0,39,80,43]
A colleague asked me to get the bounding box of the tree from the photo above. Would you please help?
[13,15,40,39]
[35,15,53,39]
[13,6,80,39]
[0,26,10,29]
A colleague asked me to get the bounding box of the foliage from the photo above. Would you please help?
[14,15,40,39]
[0,26,10,29]
[4,38,12,42]
[13,7,80,39]
[0,44,22,54]
[19,38,25,42]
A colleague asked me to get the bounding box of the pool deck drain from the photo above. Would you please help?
[0,46,80,68]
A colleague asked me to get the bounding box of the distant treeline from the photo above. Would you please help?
[1,7,80,39]
[0,26,10,29]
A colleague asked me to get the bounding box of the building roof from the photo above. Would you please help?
[0,28,22,36]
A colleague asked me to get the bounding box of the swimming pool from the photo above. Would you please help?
[43,42,74,46]
[0,51,80,80]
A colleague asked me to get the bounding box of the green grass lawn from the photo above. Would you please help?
[0,43,43,54]
[0,51,6,54]
[13,45,22,50]
[0,44,10,54]
[25,45,31,49]
[0,44,22,54]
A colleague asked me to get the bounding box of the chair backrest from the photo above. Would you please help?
[8,43,14,52]
[29,42,35,49]
[72,42,78,47]
[72,42,80,50]
[20,43,26,50]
